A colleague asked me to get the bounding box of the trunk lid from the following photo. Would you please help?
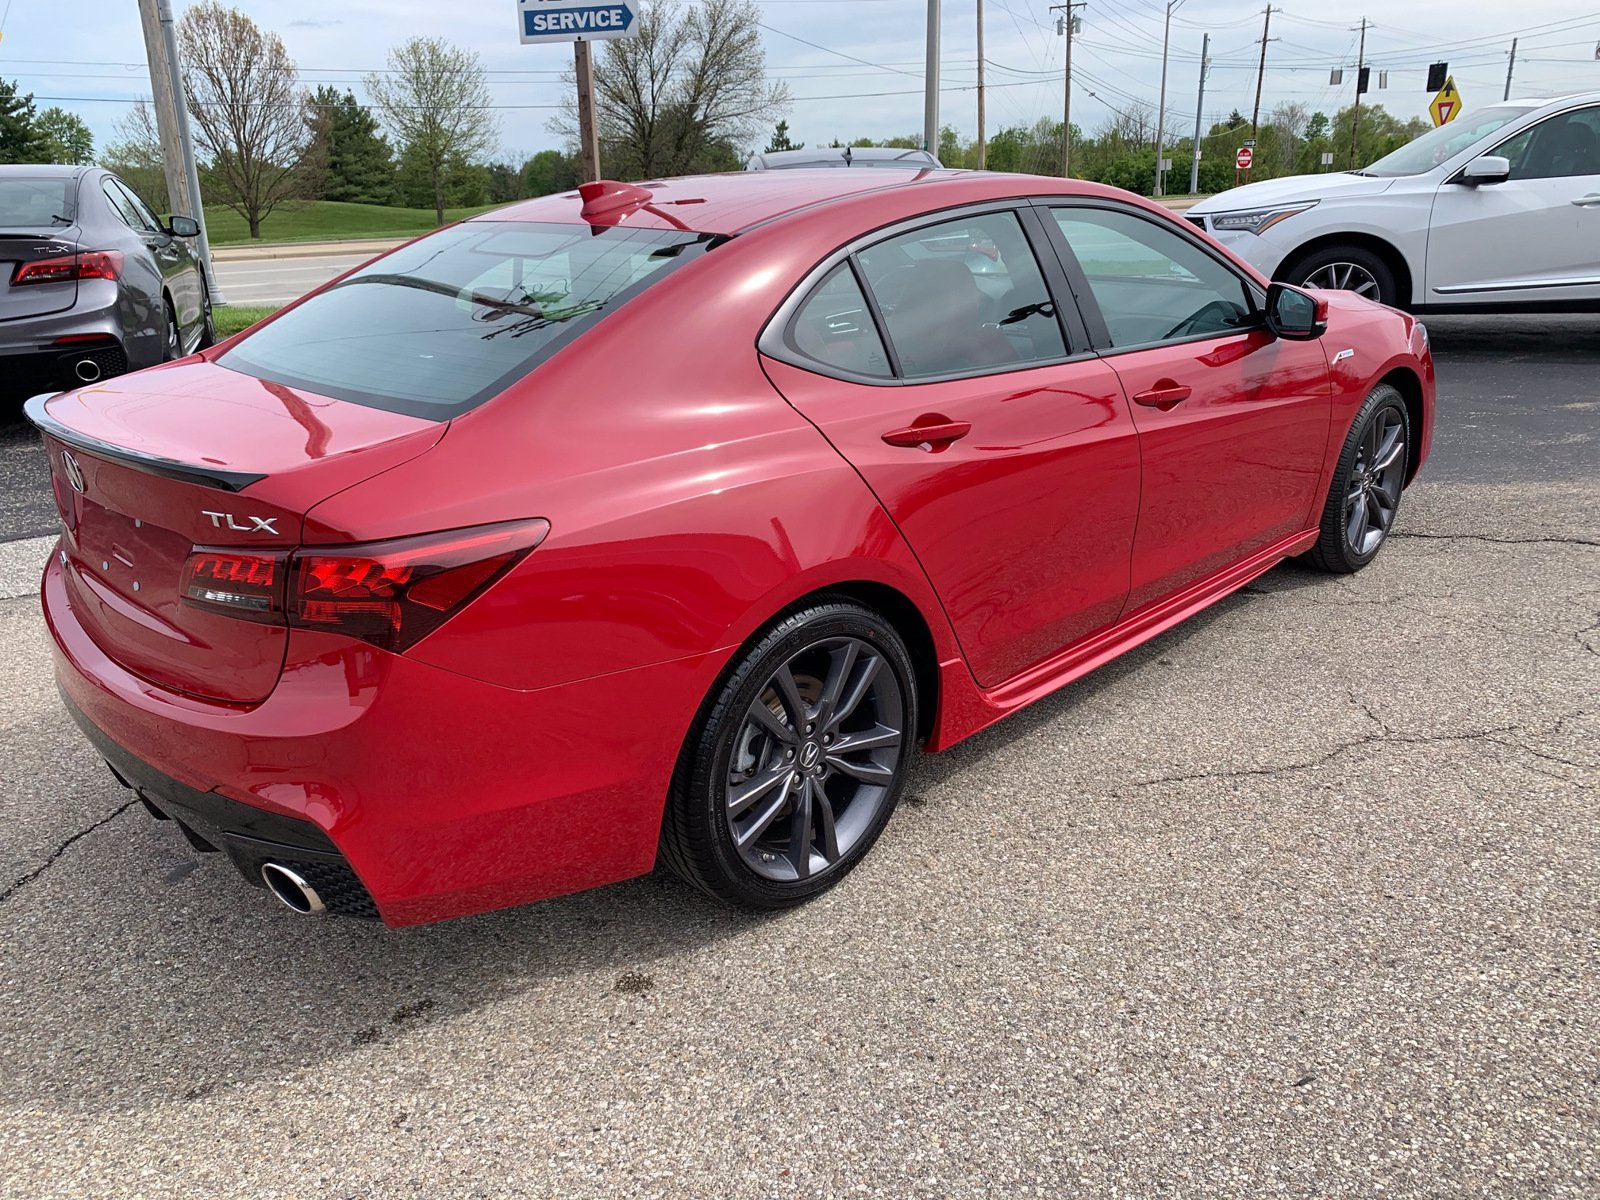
[0,230,82,322]
[31,360,445,704]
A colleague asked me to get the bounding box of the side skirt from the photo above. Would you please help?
[927,527,1319,750]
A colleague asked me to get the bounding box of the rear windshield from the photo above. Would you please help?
[219,220,714,418]
[0,178,74,227]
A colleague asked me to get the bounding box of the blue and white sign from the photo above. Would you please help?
[517,0,640,44]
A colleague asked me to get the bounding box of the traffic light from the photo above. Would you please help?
[1427,62,1448,91]
[1358,66,1371,94]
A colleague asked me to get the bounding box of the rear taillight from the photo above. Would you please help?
[178,519,550,651]
[12,250,124,286]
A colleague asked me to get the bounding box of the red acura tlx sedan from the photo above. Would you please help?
[29,170,1434,926]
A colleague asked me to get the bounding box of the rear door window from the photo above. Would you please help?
[218,221,713,419]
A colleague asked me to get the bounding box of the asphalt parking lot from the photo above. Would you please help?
[0,316,1595,1198]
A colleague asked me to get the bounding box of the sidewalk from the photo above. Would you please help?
[210,238,407,263]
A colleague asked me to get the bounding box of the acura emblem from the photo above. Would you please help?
[61,450,85,495]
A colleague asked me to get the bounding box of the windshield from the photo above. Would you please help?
[0,178,74,227]
[219,221,713,419]
[1361,106,1533,176]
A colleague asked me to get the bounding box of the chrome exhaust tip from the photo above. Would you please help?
[260,863,327,915]
[73,358,101,383]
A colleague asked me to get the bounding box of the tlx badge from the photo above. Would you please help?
[201,511,279,534]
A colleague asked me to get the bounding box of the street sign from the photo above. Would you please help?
[1236,146,1254,171]
[518,0,639,44]
[1429,76,1462,127]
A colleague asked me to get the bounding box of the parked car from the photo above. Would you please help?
[1187,91,1600,312]
[748,146,943,171]
[30,169,1434,926]
[1,164,212,397]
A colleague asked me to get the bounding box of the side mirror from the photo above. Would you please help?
[1265,281,1328,340]
[1456,155,1511,186]
[168,215,201,237]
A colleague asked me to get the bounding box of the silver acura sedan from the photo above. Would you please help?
[1,164,213,397]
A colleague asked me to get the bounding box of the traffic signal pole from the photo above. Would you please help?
[923,0,940,154]
[1189,32,1209,195]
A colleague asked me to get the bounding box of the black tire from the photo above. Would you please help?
[1284,243,1399,308]
[660,601,918,908]
[1302,383,1410,573]
[160,298,181,362]
[196,280,217,350]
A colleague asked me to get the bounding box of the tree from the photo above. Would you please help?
[366,38,498,225]
[35,108,93,164]
[764,119,802,153]
[561,0,788,178]
[305,86,396,204]
[521,149,578,197]
[0,78,42,164]
[485,161,522,204]
[179,3,313,238]
[100,101,168,210]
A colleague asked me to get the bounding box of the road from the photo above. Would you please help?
[212,250,376,308]
[0,317,1595,1198]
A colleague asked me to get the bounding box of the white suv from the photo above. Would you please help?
[1188,92,1600,312]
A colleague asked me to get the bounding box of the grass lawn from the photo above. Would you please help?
[213,305,279,338]
[205,200,503,245]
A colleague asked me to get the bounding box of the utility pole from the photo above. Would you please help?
[1503,37,1518,101]
[574,40,602,182]
[1250,5,1274,137]
[1154,0,1180,196]
[976,0,986,168]
[1052,3,1084,177]
[923,0,940,155]
[1348,18,1369,169]
[139,0,223,303]
[1189,32,1209,195]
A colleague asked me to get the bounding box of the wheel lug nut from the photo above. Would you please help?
[792,773,802,784]
[805,723,814,734]
[823,734,833,744]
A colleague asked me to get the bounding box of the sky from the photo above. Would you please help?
[0,0,1596,165]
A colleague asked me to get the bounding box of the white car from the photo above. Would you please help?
[1188,92,1600,312]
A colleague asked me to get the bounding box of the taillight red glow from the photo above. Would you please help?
[178,519,550,651]
[12,250,124,286]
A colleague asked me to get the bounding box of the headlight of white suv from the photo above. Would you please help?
[1208,202,1318,235]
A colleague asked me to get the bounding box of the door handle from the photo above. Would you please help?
[1572,195,1600,207]
[1131,381,1192,411]
[881,418,972,449]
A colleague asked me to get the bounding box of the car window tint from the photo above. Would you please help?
[0,178,73,227]
[1495,107,1600,180]
[857,211,1066,379]
[787,263,893,379]
[1051,207,1255,347]
[100,179,146,230]
[114,179,164,231]
[218,221,712,419]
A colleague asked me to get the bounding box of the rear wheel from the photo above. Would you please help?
[196,280,216,350]
[160,299,181,361]
[1286,244,1398,308]
[1302,383,1410,573]
[660,602,917,908]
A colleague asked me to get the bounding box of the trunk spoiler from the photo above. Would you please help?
[25,392,266,494]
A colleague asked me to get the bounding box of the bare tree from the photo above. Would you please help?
[553,0,789,178]
[179,2,312,239]
[100,102,168,210]
[1266,101,1310,174]
[366,38,498,225]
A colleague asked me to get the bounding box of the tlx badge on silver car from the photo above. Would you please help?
[60,450,86,495]
[201,511,279,534]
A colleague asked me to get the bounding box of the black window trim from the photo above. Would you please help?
[1471,102,1600,184]
[1030,196,1269,357]
[758,198,1099,388]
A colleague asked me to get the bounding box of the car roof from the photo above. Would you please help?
[0,163,96,179]
[750,147,942,169]
[473,169,1119,237]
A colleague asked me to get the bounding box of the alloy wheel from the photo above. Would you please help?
[1302,261,1381,299]
[1344,406,1406,557]
[726,636,904,882]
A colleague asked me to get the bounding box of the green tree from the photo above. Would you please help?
[306,87,396,204]
[521,148,579,197]
[35,108,93,164]
[1330,103,1430,170]
[485,161,522,204]
[0,78,42,163]
[765,119,802,153]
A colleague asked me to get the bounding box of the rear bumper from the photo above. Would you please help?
[42,550,722,926]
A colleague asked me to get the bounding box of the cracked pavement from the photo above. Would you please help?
[1,314,1597,1198]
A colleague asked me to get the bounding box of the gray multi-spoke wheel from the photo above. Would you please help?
[1303,383,1411,573]
[161,299,181,361]
[661,602,917,908]
[1286,243,1399,308]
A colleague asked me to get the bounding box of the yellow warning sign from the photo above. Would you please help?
[1430,76,1462,127]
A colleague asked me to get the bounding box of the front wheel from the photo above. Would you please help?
[1302,383,1410,573]
[1286,244,1398,308]
[659,602,918,908]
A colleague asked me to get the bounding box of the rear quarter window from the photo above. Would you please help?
[218,221,714,419]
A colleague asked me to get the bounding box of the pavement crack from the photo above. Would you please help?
[1390,532,1600,549]
[0,799,139,906]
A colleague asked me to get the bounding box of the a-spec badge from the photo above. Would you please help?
[60,450,86,495]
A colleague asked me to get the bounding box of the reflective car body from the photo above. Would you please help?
[32,169,1434,925]
[747,147,944,171]
[0,164,210,397]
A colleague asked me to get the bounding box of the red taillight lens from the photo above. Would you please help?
[12,250,124,286]
[179,519,549,651]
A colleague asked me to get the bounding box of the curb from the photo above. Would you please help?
[211,238,407,263]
